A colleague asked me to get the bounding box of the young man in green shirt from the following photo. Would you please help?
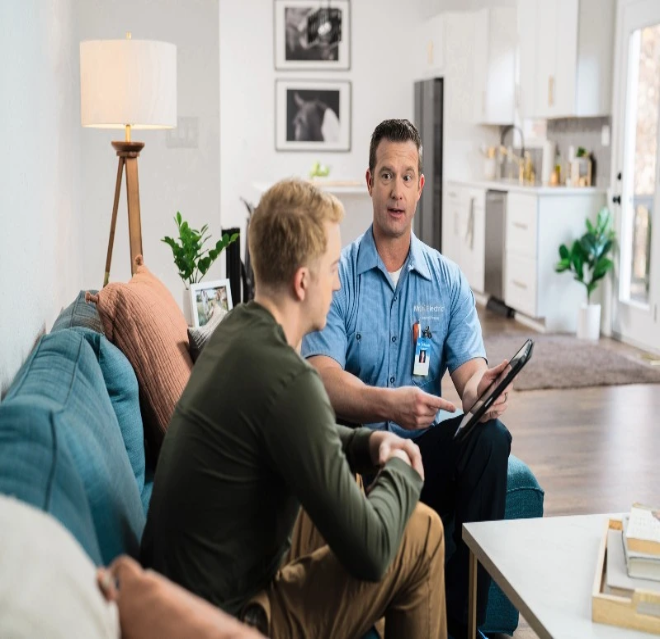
[141,179,447,639]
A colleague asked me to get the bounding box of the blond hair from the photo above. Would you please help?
[249,179,344,291]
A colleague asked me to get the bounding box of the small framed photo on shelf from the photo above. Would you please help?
[273,0,351,71]
[275,79,351,152]
[190,279,233,328]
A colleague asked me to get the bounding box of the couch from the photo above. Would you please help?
[0,288,544,637]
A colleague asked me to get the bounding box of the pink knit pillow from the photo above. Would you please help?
[87,256,192,456]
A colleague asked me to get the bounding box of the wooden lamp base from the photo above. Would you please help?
[103,140,146,287]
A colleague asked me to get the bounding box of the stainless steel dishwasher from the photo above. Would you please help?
[484,190,508,305]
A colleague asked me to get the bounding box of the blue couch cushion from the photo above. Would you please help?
[51,290,105,334]
[0,401,102,564]
[0,330,145,564]
[481,454,544,636]
[73,327,146,494]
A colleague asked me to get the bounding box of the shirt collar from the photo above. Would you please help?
[356,225,432,282]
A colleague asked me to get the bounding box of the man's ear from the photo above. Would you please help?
[293,266,308,302]
[417,173,425,198]
[366,169,373,195]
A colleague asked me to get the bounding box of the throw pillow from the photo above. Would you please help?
[0,495,120,639]
[188,305,227,362]
[88,256,193,456]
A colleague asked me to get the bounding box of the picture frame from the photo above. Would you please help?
[273,0,351,71]
[189,279,233,329]
[275,79,351,152]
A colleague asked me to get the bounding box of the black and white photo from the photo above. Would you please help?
[276,80,351,151]
[274,0,350,70]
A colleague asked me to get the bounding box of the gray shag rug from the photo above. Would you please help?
[482,334,660,391]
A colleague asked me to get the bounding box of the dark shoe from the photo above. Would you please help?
[240,602,268,635]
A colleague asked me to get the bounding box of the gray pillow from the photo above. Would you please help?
[187,306,227,362]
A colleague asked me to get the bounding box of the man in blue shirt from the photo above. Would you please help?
[302,119,512,639]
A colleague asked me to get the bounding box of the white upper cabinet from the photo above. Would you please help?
[416,13,445,78]
[518,0,615,119]
[445,11,476,123]
[444,9,515,125]
[472,8,516,125]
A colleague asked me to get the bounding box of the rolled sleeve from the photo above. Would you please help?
[444,270,486,373]
[301,291,348,369]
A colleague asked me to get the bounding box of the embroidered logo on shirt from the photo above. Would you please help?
[413,304,444,314]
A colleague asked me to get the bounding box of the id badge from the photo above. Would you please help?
[413,335,431,376]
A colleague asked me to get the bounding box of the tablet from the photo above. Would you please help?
[453,339,534,442]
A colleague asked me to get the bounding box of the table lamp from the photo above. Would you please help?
[80,34,177,286]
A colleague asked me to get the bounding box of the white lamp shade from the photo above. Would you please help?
[80,39,177,129]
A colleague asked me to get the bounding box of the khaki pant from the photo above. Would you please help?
[249,502,447,639]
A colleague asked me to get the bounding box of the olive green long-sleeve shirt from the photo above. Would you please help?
[141,302,422,616]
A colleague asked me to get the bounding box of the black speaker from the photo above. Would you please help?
[223,226,241,307]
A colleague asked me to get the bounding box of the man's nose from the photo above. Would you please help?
[390,177,404,199]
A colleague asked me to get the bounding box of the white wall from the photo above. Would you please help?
[0,0,83,396]
[421,0,515,17]
[219,0,425,242]
[77,0,220,304]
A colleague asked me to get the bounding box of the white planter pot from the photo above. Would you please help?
[577,303,601,340]
[182,288,193,327]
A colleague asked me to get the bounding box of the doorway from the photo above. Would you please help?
[611,0,660,353]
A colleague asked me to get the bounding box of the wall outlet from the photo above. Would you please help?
[166,117,199,149]
[601,124,611,147]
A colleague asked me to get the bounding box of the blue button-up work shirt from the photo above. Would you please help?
[302,226,486,439]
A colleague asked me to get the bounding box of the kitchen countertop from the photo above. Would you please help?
[447,178,608,196]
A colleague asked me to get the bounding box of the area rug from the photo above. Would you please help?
[482,333,660,391]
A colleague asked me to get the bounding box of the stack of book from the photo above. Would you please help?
[622,503,660,581]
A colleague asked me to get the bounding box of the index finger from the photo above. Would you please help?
[422,392,456,413]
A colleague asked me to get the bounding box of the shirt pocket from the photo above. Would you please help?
[347,328,385,386]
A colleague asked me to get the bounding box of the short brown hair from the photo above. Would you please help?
[249,179,344,290]
[369,119,423,175]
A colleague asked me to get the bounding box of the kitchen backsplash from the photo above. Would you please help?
[547,116,612,188]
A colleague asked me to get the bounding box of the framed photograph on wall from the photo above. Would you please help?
[275,79,351,152]
[274,0,351,71]
[189,279,233,328]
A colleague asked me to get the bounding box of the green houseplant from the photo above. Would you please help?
[162,212,239,288]
[555,207,615,339]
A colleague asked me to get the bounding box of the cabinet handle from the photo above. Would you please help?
[512,280,528,290]
[548,76,554,107]
[513,221,528,230]
[465,198,475,249]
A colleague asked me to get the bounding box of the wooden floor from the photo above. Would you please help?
[443,306,660,639]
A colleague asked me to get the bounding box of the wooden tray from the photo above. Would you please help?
[592,518,660,634]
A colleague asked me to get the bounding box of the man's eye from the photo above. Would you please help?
[403,175,413,182]
[381,173,391,180]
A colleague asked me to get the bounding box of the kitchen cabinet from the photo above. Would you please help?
[517,0,615,119]
[472,8,516,125]
[443,185,485,293]
[444,9,516,125]
[444,12,475,124]
[416,13,445,78]
[504,190,606,331]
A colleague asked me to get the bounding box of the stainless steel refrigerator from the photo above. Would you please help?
[413,78,443,252]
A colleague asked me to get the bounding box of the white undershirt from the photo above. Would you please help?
[389,267,403,287]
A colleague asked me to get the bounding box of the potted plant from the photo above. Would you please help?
[555,207,615,340]
[162,212,239,323]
